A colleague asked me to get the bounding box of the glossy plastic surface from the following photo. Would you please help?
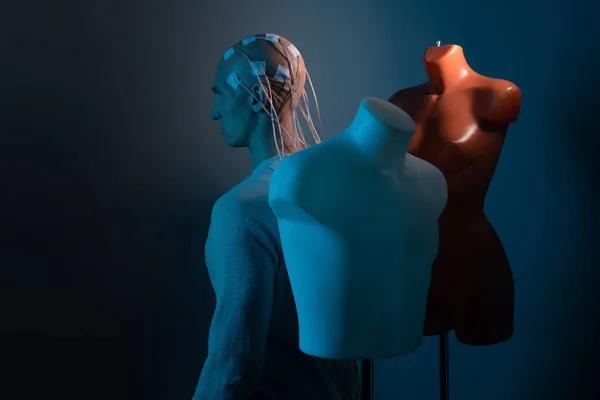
[389,45,522,345]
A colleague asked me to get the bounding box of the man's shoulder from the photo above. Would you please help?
[211,190,249,222]
[212,180,270,224]
[207,179,279,257]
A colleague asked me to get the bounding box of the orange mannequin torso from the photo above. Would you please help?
[389,44,522,345]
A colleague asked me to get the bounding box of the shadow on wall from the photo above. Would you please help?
[89,187,219,400]
[2,148,219,400]
[1,3,220,399]
[3,76,218,398]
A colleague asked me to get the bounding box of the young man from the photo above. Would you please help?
[192,34,359,400]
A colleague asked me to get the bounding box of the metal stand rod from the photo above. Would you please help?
[359,334,448,400]
[439,333,449,400]
[360,359,373,400]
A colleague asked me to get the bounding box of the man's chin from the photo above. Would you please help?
[224,135,245,148]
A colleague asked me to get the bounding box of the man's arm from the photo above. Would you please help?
[193,197,279,400]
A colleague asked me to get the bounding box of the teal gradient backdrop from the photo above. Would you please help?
[2,0,598,399]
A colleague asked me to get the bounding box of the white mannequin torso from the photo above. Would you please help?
[268,97,447,359]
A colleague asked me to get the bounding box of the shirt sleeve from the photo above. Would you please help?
[193,196,279,400]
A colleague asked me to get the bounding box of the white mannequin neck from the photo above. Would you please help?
[345,97,416,174]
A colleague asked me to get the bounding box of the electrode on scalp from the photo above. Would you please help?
[223,47,235,60]
[242,36,256,45]
[287,44,301,58]
[265,33,280,42]
[251,60,266,76]
[227,72,240,90]
[274,64,290,83]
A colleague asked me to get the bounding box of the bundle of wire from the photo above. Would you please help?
[223,33,323,158]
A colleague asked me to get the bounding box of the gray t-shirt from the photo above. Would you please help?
[194,156,359,400]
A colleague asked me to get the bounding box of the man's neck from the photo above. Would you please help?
[249,146,276,170]
[423,45,472,94]
[248,117,292,170]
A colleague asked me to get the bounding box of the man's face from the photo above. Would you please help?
[210,58,254,148]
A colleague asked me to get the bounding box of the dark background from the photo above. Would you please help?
[2,0,598,399]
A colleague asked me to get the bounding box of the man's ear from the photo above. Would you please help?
[250,83,265,113]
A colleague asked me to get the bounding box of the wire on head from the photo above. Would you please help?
[222,33,323,159]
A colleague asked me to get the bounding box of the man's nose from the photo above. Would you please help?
[211,104,221,121]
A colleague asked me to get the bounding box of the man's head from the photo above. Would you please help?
[210,34,319,156]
